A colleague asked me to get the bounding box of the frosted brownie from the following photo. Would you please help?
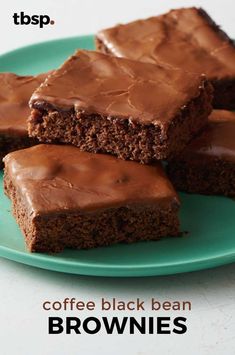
[96,7,235,109]
[167,110,235,196]
[0,72,48,167]
[4,144,180,253]
[29,50,212,163]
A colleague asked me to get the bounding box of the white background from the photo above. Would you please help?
[0,1,235,354]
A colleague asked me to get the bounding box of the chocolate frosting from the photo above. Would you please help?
[178,110,235,162]
[30,50,206,125]
[4,144,179,215]
[97,7,235,80]
[0,72,48,136]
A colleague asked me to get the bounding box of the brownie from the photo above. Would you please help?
[4,144,180,253]
[28,50,213,164]
[96,7,235,109]
[0,72,48,168]
[167,110,235,197]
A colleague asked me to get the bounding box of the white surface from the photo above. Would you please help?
[0,259,235,355]
[0,1,235,354]
[1,0,235,55]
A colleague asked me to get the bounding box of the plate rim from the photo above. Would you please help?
[0,34,94,59]
[0,243,234,276]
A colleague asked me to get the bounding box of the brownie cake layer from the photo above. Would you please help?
[29,50,213,163]
[0,72,48,168]
[4,144,180,253]
[96,7,235,109]
[167,110,235,197]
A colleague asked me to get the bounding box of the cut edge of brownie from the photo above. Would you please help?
[28,79,213,164]
[4,168,180,253]
[211,78,235,110]
[167,158,235,197]
[0,134,37,169]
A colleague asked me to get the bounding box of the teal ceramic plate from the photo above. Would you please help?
[0,36,235,277]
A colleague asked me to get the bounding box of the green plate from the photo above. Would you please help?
[0,36,235,277]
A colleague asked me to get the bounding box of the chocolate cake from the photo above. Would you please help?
[167,110,235,197]
[96,7,235,109]
[28,50,213,164]
[4,144,180,253]
[0,72,49,168]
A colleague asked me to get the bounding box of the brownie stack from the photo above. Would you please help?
[2,7,235,254]
[96,7,235,197]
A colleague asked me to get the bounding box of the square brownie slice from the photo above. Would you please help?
[0,72,48,168]
[4,144,180,253]
[96,7,235,109]
[167,110,235,197]
[28,50,213,163]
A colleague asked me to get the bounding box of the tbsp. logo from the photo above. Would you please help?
[13,12,55,28]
